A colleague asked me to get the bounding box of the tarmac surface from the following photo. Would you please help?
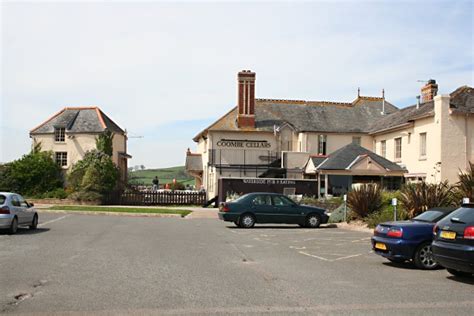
[1,212,473,315]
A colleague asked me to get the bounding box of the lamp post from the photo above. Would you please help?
[343,194,347,223]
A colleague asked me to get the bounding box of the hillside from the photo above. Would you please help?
[129,166,194,186]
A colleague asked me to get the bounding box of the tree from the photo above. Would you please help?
[0,144,63,196]
[140,165,145,170]
[96,130,114,156]
[68,150,119,196]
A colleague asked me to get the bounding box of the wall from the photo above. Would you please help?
[305,132,373,155]
[437,95,473,182]
[32,132,127,169]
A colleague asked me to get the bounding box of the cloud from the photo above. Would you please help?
[1,1,472,166]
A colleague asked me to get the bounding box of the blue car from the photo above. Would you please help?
[371,207,455,269]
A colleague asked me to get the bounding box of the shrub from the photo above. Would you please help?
[43,188,69,199]
[365,206,408,228]
[69,191,103,202]
[347,184,383,218]
[457,162,474,200]
[67,150,119,195]
[0,144,63,196]
[301,196,343,212]
[168,182,185,191]
[400,181,455,218]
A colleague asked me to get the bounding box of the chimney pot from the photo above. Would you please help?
[421,79,438,103]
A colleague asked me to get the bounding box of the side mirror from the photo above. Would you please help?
[28,202,34,207]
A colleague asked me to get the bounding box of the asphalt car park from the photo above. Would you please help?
[1,212,473,315]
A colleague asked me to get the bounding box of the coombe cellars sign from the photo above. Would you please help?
[216,139,271,149]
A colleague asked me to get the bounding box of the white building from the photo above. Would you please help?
[186,71,473,200]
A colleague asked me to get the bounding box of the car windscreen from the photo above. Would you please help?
[445,207,474,223]
[0,195,5,205]
[413,210,446,223]
[232,194,249,203]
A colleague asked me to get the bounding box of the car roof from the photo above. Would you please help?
[244,192,285,196]
[0,192,16,197]
[427,207,457,213]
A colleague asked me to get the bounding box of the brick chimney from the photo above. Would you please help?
[237,70,256,128]
[421,79,438,103]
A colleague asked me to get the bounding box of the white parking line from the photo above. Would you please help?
[299,251,332,261]
[38,215,70,227]
[334,254,362,261]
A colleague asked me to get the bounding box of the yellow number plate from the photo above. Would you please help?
[375,243,387,250]
[440,231,456,240]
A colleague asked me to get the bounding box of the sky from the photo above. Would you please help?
[1,0,473,168]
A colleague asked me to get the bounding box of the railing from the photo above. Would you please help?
[103,190,207,206]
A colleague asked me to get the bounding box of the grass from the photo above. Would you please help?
[129,166,194,186]
[46,205,192,217]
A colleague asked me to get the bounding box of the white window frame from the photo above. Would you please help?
[419,133,427,158]
[55,152,68,167]
[394,138,402,160]
[55,127,65,142]
[381,140,386,158]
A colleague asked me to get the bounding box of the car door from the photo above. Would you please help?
[17,194,33,224]
[272,195,300,224]
[249,195,274,223]
[10,195,25,223]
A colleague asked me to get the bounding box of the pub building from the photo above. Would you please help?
[186,70,474,202]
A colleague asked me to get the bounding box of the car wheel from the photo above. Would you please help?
[234,221,241,227]
[413,242,438,270]
[388,258,405,263]
[30,214,38,230]
[239,214,255,228]
[446,268,473,278]
[305,214,321,228]
[9,217,18,235]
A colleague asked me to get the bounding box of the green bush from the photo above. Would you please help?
[168,182,186,191]
[301,196,343,212]
[43,188,69,199]
[68,150,119,196]
[68,191,103,202]
[0,144,63,196]
[365,206,408,228]
[347,184,383,218]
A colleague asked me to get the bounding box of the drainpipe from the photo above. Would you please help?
[466,114,469,169]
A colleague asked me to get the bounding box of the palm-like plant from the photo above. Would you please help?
[400,181,455,218]
[347,184,383,218]
[457,162,474,200]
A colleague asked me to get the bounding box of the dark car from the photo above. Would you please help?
[218,192,329,228]
[371,207,456,269]
[432,205,474,277]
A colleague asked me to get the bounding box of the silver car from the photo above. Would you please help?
[0,192,38,234]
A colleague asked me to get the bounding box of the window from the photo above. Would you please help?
[420,133,427,157]
[272,195,296,206]
[352,136,361,146]
[55,128,65,142]
[394,138,402,160]
[283,188,296,196]
[381,140,386,158]
[55,152,68,167]
[11,195,20,207]
[252,195,272,206]
[318,135,327,155]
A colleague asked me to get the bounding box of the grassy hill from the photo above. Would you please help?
[129,166,194,186]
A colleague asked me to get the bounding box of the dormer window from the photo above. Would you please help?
[55,128,65,142]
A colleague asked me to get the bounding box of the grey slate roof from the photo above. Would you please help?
[255,97,398,133]
[317,143,406,171]
[369,85,474,134]
[309,156,327,168]
[31,107,125,134]
[194,96,399,140]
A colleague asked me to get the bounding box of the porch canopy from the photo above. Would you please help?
[304,143,407,197]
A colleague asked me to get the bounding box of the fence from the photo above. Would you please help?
[103,190,207,206]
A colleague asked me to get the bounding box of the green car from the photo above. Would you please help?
[218,192,329,228]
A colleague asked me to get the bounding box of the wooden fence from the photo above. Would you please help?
[103,190,207,206]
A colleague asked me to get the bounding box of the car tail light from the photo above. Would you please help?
[387,227,403,238]
[220,203,230,212]
[433,224,439,236]
[0,206,10,214]
[463,226,474,239]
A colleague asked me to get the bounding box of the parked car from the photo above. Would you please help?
[432,204,474,277]
[371,207,456,269]
[0,192,38,234]
[218,192,328,228]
